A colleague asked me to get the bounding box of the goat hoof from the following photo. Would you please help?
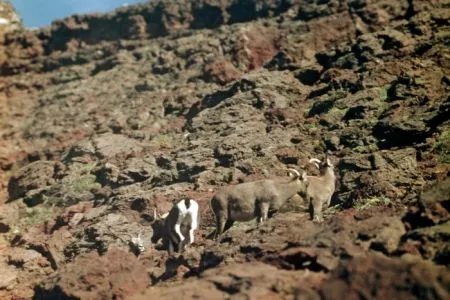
[312,217,323,224]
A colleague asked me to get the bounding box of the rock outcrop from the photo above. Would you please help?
[0,0,449,299]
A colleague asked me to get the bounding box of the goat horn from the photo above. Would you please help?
[308,158,321,169]
[287,168,300,178]
[308,158,321,164]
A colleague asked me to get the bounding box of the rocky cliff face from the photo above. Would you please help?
[0,0,449,299]
[0,1,21,36]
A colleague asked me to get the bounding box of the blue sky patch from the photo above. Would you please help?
[10,0,146,28]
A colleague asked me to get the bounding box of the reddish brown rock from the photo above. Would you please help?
[320,255,450,300]
[36,248,150,299]
[0,0,449,299]
[7,161,56,201]
[204,59,243,85]
[132,262,327,300]
[233,25,281,71]
[0,203,19,233]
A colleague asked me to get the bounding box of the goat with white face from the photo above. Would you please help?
[306,155,336,223]
[151,198,200,254]
[210,169,309,239]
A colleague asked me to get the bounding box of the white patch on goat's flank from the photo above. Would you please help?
[175,199,199,243]
[176,199,198,218]
[0,17,10,25]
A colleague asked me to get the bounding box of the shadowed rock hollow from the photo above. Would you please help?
[0,0,449,299]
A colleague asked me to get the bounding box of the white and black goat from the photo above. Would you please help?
[151,198,200,254]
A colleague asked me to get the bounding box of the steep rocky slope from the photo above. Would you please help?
[0,0,449,299]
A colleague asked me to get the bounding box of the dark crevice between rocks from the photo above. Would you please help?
[0,223,10,233]
[195,251,224,275]
[401,208,437,231]
[191,5,224,29]
[213,147,234,168]
[307,85,332,99]
[90,57,120,75]
[150,172,177,188]
[151,256,192,284]
[282,253,328,272]
[426,98,450,129]
[308,99,335,117]
[264,51,299,71]
[343,106,366,121]
[414,43,433,56]
[130,197,148,212]
[357,232,372,242]
[369,242,391,256]
[47,216,69,235]
[264,108,289,129]
[185,83,240,128]
[27,244,58,271]
[264,252,329,272]
[372,123,430,149]
[33,285,72,300]
[315,50,340,70]
[227,0,258,24]
[7,258,25,269]
[276,154,299,165]
[155,156,173,169]
[84,227,108,255]
[125,170,150,183]
[211,274,250,295]
[441,200,450,213]
[405,0,416,20]
[252,97,265,110]
[240,245,264,258]
[176,163,207,183]
[294,68,321,86]
[434,246,450,265]
[186,78,257,126]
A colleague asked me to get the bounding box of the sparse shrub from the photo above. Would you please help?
[150,134,175,148]
[354,196,392,210]
[24,206,53,226]
[71,175,100,193]
[375,86,389,101]
[433,129,450,163]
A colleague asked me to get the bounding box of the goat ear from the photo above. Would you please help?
[301,171,307,181]
[326,158,332,167]
[153,210,159,221]
[161,212,169,219]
